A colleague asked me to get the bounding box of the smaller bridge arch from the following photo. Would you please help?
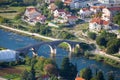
[38,44,56,57]
[57,42,72,53]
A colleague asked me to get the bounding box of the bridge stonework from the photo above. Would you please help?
[16,40,82,57]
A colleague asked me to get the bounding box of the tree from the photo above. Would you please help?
[87,32,96,40]
[49,75,59,80]
[44,64,58,76]
[60,57,77,80]
[96,71,105,80]
[80,67,92,80]
[0,16,8,23]
[21,70,29,80]
[108,74,114,80]
[113,13,120,26]
[55,0,64,9]
[25,56,31,65]
[30,66,36,80]
[96,36,107,47]
[106,44,119,54]
[31,57,37,67]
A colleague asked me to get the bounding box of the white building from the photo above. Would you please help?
[98,0,120,4]
[89,17,111,31]
[0,49,18,62]
[78,8,93,19]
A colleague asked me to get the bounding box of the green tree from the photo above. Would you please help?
[60,57,77,80]
[49,75,59,80]
[55,0,64,9]
[25,56,31,66]
[96,36,107,47]
[30,66,36,80]
[0,16,8,23]
[96,71,105,80]
[108,74,114,80]
[80,67,92,80]
[90,77,97,80]
[113,13,120,26]
[106,44,119,54]
[87,32,96,40]
[31,57,37,67]
[44,64,58,76]
[21,70,29,80]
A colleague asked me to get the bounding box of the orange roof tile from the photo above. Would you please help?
[90,17,109,25]
[75,77,85,80]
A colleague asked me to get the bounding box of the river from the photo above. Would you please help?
[0,29,120,80]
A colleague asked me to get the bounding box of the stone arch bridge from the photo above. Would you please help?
[16,40,82,57]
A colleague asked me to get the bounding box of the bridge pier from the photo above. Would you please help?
[50,48,56,57]
[68,46,75,58]
[31,48,38,56]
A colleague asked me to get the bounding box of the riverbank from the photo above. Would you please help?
[0,25,60,41]
[85,52,120,68]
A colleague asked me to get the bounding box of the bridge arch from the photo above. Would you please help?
[75,44,80,48]
[57,42,72,52]
[37,44,56,56]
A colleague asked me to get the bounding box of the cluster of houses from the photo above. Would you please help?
[23,6,46,25]
[22,0,120,31]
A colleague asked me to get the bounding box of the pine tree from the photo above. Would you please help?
[80,67,92,80]
[96,71,105,80]
[60,57,77,80]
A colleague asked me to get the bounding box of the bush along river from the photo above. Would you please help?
[0,29,120,80]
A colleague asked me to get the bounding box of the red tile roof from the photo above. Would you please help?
[68,16,78,19]
[90,17,109,25]
[91,6,106,9]
[57,9,70,14]
[75,77,85,80]
[64,0,72,4]
[108,7,120,11]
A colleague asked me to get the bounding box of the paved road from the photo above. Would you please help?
[91,41,120,62]
[0,25,60,41]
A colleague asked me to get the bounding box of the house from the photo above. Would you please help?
[53,9,71,18]
[23,6,46,25]
[102,7,120,21]
[78,8,93,19]
[48,3,57,14]
[45,0,54,4]
[75,77,85,80]
[89,17,111,31]
[98,0,120,4]
[67,16,78,24]
[62,0,72,6]
[90,6,105,14]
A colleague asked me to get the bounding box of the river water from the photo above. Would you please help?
[0,29,120,80]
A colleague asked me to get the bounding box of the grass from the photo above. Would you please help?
[75,23,89,30]
[58,42,70,50]
[0,7,25,19]
[113,54,120,58]
[0,65,31,79]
